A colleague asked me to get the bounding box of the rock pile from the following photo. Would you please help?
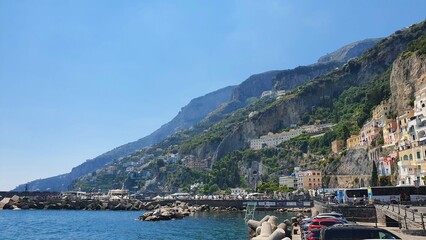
[139,201,210,221]
[0,196,147,211]
[247,215,294,240]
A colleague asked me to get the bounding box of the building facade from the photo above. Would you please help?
[297,170,322,190]
[250,129,302,150]
[346,135,361,149]
[279,176,296,189]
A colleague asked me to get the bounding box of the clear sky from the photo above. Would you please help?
[0,1,425,191]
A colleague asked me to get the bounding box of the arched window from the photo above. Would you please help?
[403,155,408,160]
[410,154,413,160]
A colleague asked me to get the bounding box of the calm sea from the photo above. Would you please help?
[0,210,297,240]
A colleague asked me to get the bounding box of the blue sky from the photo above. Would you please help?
[0,1,425,191]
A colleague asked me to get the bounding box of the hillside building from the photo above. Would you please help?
[360,119,380,146]
[249,129,302,150]
[373,100,392,122]
[297,170,322,190]
[378,152,397,177]
[183,155,211,171]
[279,175,296,189]
[346,135,361,149]
[396,88,426,186]
[383,120,398,147]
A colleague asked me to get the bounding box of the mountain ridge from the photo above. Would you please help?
[16,38,382,191]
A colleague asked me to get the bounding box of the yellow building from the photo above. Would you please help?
[383,119,398,147]
[346,135,361,149]
[373,100,392,121]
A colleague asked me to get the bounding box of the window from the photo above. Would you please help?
[404,155,408,160]
[410,154,413,160]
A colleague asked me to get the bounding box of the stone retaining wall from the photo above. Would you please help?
[314,200,377,222]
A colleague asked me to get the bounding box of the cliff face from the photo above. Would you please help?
[390,53,426,115]
[272,62,341,91]
[326,148,371,175]
[231,71,281,102]
[231,39,381,103]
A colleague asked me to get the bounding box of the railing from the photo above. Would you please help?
[379,203,426,230]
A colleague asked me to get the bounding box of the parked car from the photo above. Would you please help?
[300,217,313,239]
[320,225,401,240]
[317,212,344,219]
[304,228,321,240]
[308,218,345,232]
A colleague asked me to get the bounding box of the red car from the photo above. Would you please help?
[307,218,344,231]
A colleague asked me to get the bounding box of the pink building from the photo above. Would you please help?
[378,152,397,176]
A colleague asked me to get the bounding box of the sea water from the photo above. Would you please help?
[0,210,297,240]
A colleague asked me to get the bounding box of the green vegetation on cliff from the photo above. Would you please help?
[403,34,426,57]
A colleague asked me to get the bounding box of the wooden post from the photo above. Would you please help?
[405,216,408,229]
[375,209,378,228]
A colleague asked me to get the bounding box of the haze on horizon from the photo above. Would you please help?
[1,1,426,191]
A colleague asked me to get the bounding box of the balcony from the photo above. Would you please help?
[398,160,414,167]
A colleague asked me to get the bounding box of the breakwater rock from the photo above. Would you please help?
[139,201,210,221]
[0,195,147,211]
[247,214,303,240]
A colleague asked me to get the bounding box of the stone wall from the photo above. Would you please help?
[314,200,377,222]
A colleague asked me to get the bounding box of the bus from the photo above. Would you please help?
[342,186,426,204]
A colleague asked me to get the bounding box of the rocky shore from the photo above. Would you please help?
[139,201,207,221]
[139,201,242,221]
[0,195,147,211]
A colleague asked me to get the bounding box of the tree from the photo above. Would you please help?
[371,161,379,186]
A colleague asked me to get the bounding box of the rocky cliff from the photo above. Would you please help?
[230,38,380,103]
[182,39,381,160]
[231,71,281,102]
[390,52,426,115]
[318,38,381,63]
[272,62,342,91]
[212,21,426,162]
[326,147,371,175]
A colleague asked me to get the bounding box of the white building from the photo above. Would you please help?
[230,188,246,196]
[250,129,302,150]
[279,175,296,189]
[397,86,426,186]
